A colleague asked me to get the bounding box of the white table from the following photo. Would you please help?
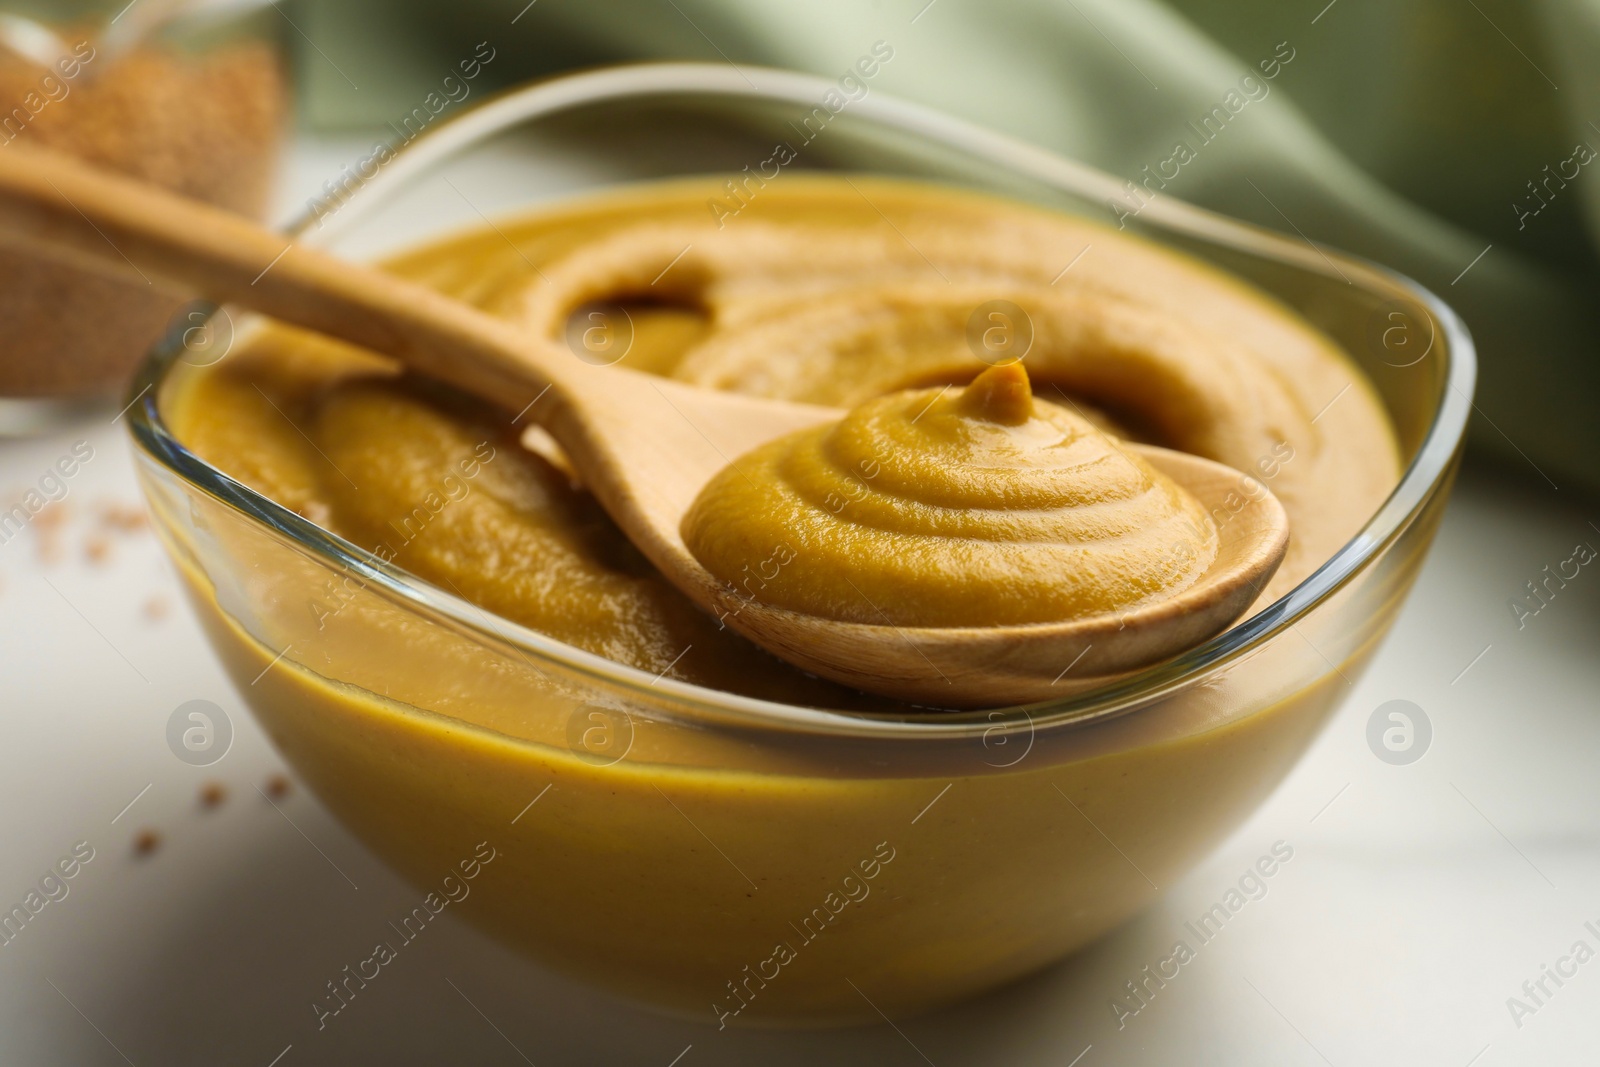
[0,137,1595,1067]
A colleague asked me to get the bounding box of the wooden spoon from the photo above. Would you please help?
[0,147,1288,707]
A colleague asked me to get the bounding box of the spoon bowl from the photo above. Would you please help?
[548,369,1289,706]
[708,445,1287,706]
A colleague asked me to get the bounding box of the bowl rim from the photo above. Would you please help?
[124,61,1476,743]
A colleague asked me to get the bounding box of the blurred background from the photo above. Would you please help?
[0,2,1595,1065]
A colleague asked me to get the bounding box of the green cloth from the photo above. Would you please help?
[295,0,1600,497]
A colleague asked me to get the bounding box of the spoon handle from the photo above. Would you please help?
[0,146,565,411]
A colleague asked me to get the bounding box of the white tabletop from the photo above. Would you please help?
[0,137,1595,1067]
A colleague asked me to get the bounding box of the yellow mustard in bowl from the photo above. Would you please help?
[146,175,1413,1026]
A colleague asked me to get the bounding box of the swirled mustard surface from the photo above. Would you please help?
[683,361,1218,626]
[168,176,1399,704]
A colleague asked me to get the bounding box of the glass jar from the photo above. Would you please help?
[0,0,287,425]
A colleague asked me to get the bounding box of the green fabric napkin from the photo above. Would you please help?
[292,0,1599,497]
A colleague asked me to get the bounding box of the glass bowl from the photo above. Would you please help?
[124,63,1473,1027]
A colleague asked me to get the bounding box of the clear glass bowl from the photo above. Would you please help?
[125,63,1473,1027]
